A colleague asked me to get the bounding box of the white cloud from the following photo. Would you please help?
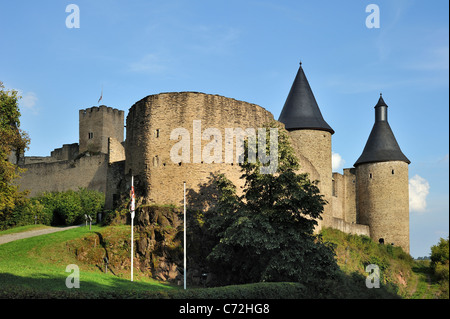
[21,92,38,109]
[188,26,240,55]
[13,90,39,114]
[128,53,167,74]
[409,174,430,213]
[403,46,449,72]
[438,153,449,164]
[332,152,345,172]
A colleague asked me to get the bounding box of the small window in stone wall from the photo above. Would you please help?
[155,129,160,138]
[88,132,94,139]
[332,179,336,197]
[392,169,395,175]
[369,173,373,179]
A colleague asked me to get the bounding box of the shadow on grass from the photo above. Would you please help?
[0,272,177,299]
[0,271,404,299]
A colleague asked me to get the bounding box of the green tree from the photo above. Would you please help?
[431,237,449,268]
[0,81,30,218]
[36,188,105,226]
[430,237,449,298]
[206,121,339,285]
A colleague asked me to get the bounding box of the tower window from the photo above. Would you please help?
[88,132,94,139]
[332,179,336,197]
[155,129,160,138]
[392,169,395,175]
[369,173,372,179]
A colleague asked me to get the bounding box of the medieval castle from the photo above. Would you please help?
[14,63,411,253]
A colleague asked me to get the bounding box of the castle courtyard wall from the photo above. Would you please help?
[17,154,109,197]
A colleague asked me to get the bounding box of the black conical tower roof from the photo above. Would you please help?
[354,95,410,167]
[278,63,334,134]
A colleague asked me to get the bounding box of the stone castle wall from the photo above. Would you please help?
[332,168,357,224]
[17,154,109,197]
[288,130,333,229]
[50,143,79,161]
[125,92,274,207]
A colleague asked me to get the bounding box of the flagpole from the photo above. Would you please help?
[183,181,186,290]
[130,175,135,282]
[98,85,103,106]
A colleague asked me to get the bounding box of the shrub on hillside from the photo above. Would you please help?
[430,237,449,298]
[37,188,104,226]
[16,198,51,226]
[1,188,105,229]
[431,237,449,268]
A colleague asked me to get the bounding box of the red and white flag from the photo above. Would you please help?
[130,186,135,212]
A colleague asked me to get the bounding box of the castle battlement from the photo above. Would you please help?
[80,105,124,117]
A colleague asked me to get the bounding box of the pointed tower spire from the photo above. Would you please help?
[354,95,410,166]
[278,63,334,134]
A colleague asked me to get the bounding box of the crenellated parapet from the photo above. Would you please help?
[79,105,124,117]
[79,105,124,154]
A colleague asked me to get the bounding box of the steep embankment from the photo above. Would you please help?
[320,227,441,298]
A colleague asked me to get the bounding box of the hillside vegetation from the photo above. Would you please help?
[0,223,446,299]
[320,227,444,299]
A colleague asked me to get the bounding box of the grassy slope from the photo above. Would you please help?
[0,224,442,299]
[0,225,176,297]
[320,227,442,299]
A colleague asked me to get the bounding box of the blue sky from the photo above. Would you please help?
[1,0,448,258]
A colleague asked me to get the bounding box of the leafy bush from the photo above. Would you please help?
[430,237,449,298]
[38,188,104,226]
[174,282,307,299]
[16,198,51,226]
[431,237,449,268]
[0,188,105,229]
[434,262,449,281]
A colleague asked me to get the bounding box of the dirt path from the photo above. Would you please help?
[0,225,83,245]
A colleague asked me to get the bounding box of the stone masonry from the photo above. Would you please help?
[14,66,410,253]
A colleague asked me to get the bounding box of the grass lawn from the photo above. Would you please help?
[1,224,444,299]
[0,225,178,296]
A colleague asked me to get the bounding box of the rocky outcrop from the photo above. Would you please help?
[135,205,184,283]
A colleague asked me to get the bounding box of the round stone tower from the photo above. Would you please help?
[354,95,410,253]
[124,92,274,207]
[278,63,334,229]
